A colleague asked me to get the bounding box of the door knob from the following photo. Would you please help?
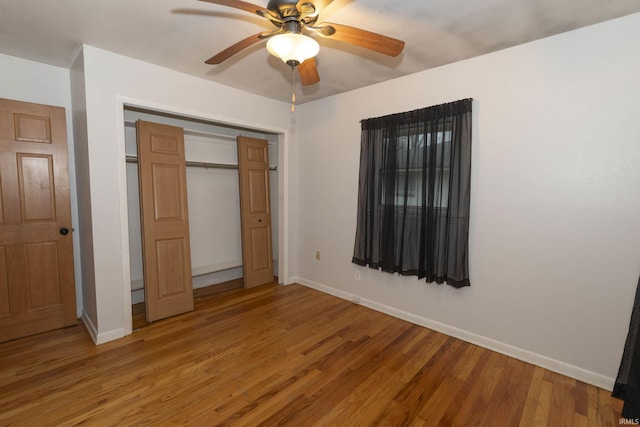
[60,227,69,236]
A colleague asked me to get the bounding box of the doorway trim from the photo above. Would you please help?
[114,95,290,336]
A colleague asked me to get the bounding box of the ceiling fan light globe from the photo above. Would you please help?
[266,33,319,65]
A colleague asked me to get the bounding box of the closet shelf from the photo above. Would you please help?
[123,120,277,145]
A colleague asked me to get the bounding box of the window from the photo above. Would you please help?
[381,129,452,208]
[352,99,472,288]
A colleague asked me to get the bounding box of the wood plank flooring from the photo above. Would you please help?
[132,278,245,331]
[0,282,624,426]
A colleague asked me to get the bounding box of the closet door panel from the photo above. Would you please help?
[237,136,274,288]
[137,120,194,322]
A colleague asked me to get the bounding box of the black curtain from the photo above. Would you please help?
[613,276,640,418]
[352,99,472,288]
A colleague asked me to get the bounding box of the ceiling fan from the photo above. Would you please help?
[199,0,405,86]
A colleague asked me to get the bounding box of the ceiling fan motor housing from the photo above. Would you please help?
[267,0,301,10]
[266,0,318,27]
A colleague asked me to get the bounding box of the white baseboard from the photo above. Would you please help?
[292,276,615,391]
[81,309,125,345]
[81,309,98,344]
[192,267,244,289]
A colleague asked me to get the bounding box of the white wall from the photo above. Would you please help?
[76,45,293,343]
[293,12,640,389]
[0,53,83,317]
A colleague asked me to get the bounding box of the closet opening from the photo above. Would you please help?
[123,106,280,330]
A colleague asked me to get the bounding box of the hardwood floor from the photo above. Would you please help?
[0,283,623,426]
[132,278,245,330]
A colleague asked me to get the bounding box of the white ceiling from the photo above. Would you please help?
[1,0,639,104]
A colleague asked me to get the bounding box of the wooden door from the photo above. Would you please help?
[0,98,76,342]
[136,120,193,322]
[237,136,274,288]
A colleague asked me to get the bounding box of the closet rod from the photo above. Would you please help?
[125,155,277,171]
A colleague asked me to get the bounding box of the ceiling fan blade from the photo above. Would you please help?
[198,0,266,15]
[205,32,265,64]
[316,22,405,57]
[298,57,320,86]
[308,0,334,13]
[199,0,283,23]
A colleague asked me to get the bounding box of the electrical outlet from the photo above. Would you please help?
[315,251,320,260]
[354,270,361,281]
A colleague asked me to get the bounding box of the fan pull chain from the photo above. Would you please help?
[291,65,296,113]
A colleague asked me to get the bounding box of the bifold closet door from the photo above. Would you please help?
[0,98,76,342]
[136,120,193,322]
[237,136,274,288]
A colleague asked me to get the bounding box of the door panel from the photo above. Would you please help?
[0,247,9,315]
[0,97,76,343]
[24,241,60,309]
[248,169,268,213]
[152,164,185,221]
[250,227,271,270]
[17,154,56,222]
[137,120,194,322]
[155,238,189,297]
[13,113,52,143]
[237,136,274,288]
[150,133,181,155]
[246,144,267,162]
